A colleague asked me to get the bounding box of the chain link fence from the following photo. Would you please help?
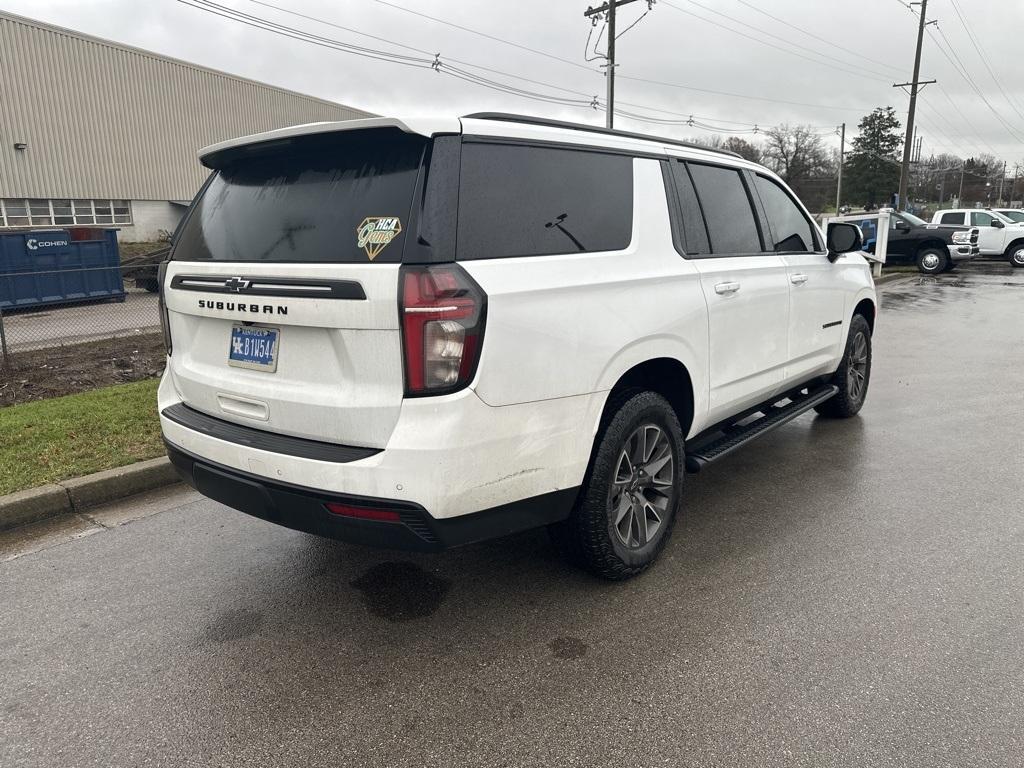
[0,249,168,406]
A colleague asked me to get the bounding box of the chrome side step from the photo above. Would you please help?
[685,385,839,473]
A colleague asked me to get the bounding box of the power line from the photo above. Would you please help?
[372,0,876,115]
[734,0,903,77]
[660,0,892,84]
[947,0,1024,122]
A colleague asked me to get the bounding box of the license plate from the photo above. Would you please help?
[228,325,279,372]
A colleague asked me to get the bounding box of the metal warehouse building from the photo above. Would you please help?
[0,10,371,241]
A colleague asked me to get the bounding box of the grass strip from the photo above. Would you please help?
[0,378,162,496]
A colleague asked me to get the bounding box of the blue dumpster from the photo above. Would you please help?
[0,228,125,310]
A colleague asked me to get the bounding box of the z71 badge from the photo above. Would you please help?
[356,216,402,260]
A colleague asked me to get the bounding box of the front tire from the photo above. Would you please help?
[916,247,947,274]
[815,314,872,419]
[550,391,684,580]
[1007,243,1024,268]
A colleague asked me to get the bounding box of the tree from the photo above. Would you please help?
[722,136,762,164]
[842,107,902,208]
[761,124,830,183]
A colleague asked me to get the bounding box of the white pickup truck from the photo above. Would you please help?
[931,209,1024,267]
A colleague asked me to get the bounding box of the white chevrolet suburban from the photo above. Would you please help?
[931,208,1024,267]
[158,114,876,579]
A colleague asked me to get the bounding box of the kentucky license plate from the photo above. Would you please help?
[228,325,279,372]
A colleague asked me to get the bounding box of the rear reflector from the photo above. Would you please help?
[324,502,401,522]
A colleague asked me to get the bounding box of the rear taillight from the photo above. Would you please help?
[399,264,486,396]
[157,260,172,356]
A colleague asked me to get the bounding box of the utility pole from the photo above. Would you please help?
[894,0,935,211]
[584,0,640,129]
[835,122,845,213]
[997,160,1007,205]
[958,162,965,204]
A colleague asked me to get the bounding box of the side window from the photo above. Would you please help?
[687,163,763,255]
[940,212,965,225]
[753,175,819,252]
[456,142,633,260]
[667,160,710,254]
[970,211,995,227]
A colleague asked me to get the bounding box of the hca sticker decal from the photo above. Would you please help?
[356,216,402,260]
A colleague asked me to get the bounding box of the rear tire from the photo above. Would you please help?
[815,314,872,419]
[550,391,684,580]
[916,247,947,274]
[1007,243,1024,268]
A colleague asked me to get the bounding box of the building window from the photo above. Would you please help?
[0,198,132,228]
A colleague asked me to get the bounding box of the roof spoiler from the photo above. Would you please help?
[198,116,460,168]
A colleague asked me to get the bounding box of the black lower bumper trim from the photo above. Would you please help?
[165,441,578,552]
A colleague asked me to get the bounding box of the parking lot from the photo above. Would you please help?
[1,289,159,352]
[1,263,1022,767]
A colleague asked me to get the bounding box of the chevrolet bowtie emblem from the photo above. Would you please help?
[224,277,251,292]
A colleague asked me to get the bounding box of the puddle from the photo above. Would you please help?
[350,561,451,622]
[548,636,589,660]
[203,608,264,643]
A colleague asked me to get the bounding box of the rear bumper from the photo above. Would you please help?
[166,440,577,551]
[947,244,980,262]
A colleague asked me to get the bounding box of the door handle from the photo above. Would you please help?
[790,273,808,285]
[714,281,741,295]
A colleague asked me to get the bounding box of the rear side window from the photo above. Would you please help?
[687,163,762,254]
[753,175,819,252]
[939,212,965,225]
[174,129,426,263]
[667,160,710,255]
[456,143,633,260]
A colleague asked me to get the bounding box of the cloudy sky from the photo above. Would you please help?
[2,0,1023,163]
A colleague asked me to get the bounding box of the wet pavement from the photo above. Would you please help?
[2,262,1023,767]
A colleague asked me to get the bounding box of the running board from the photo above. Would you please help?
[685,385,839,473]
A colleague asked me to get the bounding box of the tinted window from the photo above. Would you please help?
[971,211,996,226]
[174,129,425,263]
[939,212,965,225]
[754,175,818,252]
[688,163,762,254]
[457,143,632,259]
[668,161,710,254]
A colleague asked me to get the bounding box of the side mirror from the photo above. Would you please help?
[992,220,1004,228]
[826,222,863,262]
[895,221,911,232]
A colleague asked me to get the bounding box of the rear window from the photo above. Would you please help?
[174,129,426,263]
[456,143,633,260]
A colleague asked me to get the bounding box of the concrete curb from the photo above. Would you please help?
[0,456,179,532]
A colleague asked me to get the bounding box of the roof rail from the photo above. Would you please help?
[462,112,742,158]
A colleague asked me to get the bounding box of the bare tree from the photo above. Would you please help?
[722,136,762,164]
[761,124,830,183]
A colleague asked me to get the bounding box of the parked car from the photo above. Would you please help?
[993,209,1024,224]
[860,210,978,274]
[157,114,876,579]
[931,208,1024,267]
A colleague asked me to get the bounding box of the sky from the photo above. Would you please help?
[2,0,1022,165]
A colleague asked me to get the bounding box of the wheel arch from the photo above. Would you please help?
[1004,237,1024,256]
[598,358,696,441]
[853,297,876,335]
[915,238,948,256]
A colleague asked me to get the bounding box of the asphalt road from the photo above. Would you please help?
[3,289,159,352]
[2,263,1023,767]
